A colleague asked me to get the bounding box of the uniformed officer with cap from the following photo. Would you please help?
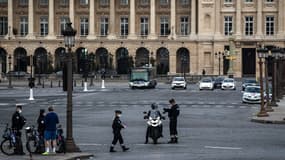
[110,110,129,152]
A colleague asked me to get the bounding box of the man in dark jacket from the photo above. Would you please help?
[37,109,45,137]
[163,98,180,143]
[110,110,129,152]
[11,105,26,155]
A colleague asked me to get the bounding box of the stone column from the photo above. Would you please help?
[69,0,75,26]
[235,0,241,38]
[6,0,14,39]
[256,0,263,37]
[148,0,157,39]
[277,0,283,36]
[128,0,137,39]
[26,0,35,39]
[214,0,222,38]
[107,0,116,39]
[168,0,176,39]
[190,0,196,38]
[87,0,96,39]
[47,0,56,39]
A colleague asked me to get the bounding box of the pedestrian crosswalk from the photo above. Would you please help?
[27,100,259,110]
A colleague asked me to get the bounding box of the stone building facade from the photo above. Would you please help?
[0,0,284,77]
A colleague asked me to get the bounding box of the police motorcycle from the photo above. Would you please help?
[143,103,165,144]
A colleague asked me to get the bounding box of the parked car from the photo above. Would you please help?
[242,79,258,91]
[242,86,272,104]
[171,77,187,89]
[199,77,214,90]
[221,78,236,90]
[214,76,225,89]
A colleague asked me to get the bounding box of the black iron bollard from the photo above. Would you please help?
[81,80,84,87]
[50,80,53,88]
[58,80,61,87]
[73,80,76,87]
[42,79,45,88]
[90,78,94,86]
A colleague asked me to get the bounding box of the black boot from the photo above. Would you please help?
[168,138,175,144]
[110,146,116,153]
[174,137,178,143]
[144,139,148,144]
[122,146,129,152]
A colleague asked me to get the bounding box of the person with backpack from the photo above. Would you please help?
[163,99,180,144]
[11,105,26,155]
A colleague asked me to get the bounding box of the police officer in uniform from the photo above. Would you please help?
[163,99,180,143]
[12,105,26,155]
[110,110,129,152]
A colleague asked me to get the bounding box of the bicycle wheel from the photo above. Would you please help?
[0,139,15,155]
[26,138,37,153]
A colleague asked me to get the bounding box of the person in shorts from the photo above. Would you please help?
[42,106,59,155]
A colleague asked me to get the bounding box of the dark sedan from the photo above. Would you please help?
[214,76,225,89]
[242,79,258,91]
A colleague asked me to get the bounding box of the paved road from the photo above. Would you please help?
[0,82,285,160]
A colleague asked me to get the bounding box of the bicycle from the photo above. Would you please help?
[0,124,17,155]
[56,125,66,153]
[25,126,44,154]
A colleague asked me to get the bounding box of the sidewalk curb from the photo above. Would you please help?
[64,153,94,160]
[251,117,285,124]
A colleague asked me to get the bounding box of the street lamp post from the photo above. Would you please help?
[181,54,187,79]
[0,56,2,82]
[8,55,12,88]
[270,48,280,106]
[215,52,224,76]
[227,31,235,78]
[256,48,269,117]
[264,51,274,112]
[37,55,42,85]
[277,49,285,99]
[83,49,88,92]
[62,19,80,152]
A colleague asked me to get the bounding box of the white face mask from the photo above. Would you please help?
[118,114,121,118]
[18,110,22,113]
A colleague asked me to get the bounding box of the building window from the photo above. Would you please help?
[140,17,148,36]
[40,16,48,36]
[80,0,88,5]
[140,0,149,5]
[0,17,8,36]
[244,0,253,2]
[120,17,128,36]
[245,16,254,36]
[39,0,48,5]
[266,0,274,2]
[100,0,109,5]
[160,0,168,5]
[180,0,189,5]
[224,16,233,36]
[224,0,232,3]
[60,17,68,35]
[80,17,89,36]
[60,0,69,6]
[20,16,28,36]
[180,16,189,36]
[160,16,169,36]
[0,0,7,4]
[100,17,108,36]
[120,0,128,5]
[19,0,28,6]
[266,16,274,36]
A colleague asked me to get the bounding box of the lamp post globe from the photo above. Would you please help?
[62,19,80,152]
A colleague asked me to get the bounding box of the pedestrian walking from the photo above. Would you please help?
[42,106,59,155]
[163,99,180,143]
[202,69,206,76]
[11,105,26,155]
[110,110,129,152]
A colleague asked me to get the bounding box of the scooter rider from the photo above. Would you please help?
[163,99,180,143]
[144,103,163,144]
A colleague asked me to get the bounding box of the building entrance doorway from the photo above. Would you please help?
[242,48,256,77]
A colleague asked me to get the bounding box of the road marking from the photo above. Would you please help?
[78,143,105,146]
[204,146,242,150]
[0,103,9,106]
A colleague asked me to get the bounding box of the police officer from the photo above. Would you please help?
[163,99,180,144]
[110,110,129,152]
[11,105,26,155]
